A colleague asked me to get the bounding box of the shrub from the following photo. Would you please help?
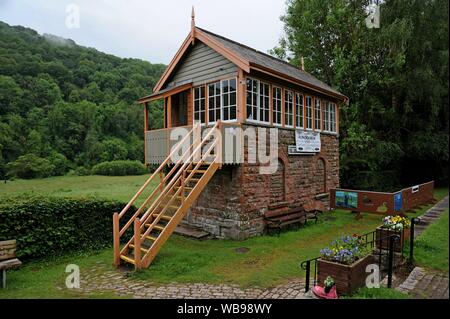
[6,154,55,179]
[91,160,147,176]
[47,151,70,176]
[69,166,91,176]
[0,196,133,260]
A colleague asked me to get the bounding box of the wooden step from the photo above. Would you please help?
[152,213,172,221]
[187,169,207,174]
[174,186,194,191]
[120,255,136,265]
[146,235,157,241]
[129,244,149,253]
[145,224,165,231]
[159,204,180,210]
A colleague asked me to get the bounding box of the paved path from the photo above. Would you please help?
[414,196,449,238]
[73,263,310,299]
[396,196,449,299]
[396,267,449,299]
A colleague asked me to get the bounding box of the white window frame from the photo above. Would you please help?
[295,93,304,129]
[221,78,237,122]
[272,86,282,127]
[323,101,337,133]
[193,86,206,125]
[284,89,294,128]
[246,77,270,124]
[207,77,238,125]
[314,98,322,131]
[305,96,313,130]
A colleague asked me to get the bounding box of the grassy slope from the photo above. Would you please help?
[0,174,157,204]
[414,209,449,271]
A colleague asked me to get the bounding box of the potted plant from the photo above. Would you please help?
[324,276,335,293]
[317,235,373,295]
[376,215,411,252]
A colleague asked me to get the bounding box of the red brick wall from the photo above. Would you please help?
[184,125,340,239]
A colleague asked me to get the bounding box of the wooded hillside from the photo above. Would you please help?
[0,21,165,178]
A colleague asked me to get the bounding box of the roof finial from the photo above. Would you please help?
[301,56,305,71]
[191,6,195,31]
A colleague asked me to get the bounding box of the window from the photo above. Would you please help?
[259,82,270,123]
[246,78,258,121]
[295,93,304,128]
[284,90,294,127]
[208,81,221,124]
[329,102,337,132]
[246,78,270,123]
[193,86,206,124]
[272,87,282,125]
[305,96,313,129]
[208,78,237,124]
[314,99,322,131]
[324,101,337,133]
[222,78,236,121]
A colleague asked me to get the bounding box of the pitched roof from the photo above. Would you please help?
[197,27,344,98]
[151,26,347,102]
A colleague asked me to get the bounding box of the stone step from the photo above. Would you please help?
[175,224,210,239]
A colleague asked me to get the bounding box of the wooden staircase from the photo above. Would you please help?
[113,121,222,269]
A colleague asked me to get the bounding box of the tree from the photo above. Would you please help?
[274,0,449,188]
[0,75,23,115]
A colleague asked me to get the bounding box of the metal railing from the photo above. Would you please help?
[300,217,420,293]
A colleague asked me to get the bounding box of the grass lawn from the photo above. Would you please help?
[0,210,383,299]
[0,175,447,298]
[0,174,158,204]
[414,209,449,271]
[347,287,410,299]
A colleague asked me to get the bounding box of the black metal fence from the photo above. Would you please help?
[300,217,420,293]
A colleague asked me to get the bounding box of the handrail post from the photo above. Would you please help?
[113,212,120,267]
[387,235,398,288]
[305,261,310,292]
[409,218,419,265]
[134,218,142,270]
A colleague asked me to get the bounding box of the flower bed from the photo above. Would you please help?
[318,235,373,295]
[376,215,411,252]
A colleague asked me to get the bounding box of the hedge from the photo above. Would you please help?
[91,160,147,176]
[0,196,134,260]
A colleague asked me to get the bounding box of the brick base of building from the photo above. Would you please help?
[183,126,340,240]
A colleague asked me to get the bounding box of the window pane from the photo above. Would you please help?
[229,79,236,91]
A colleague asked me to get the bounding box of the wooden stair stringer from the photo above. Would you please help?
[140,163,220,269]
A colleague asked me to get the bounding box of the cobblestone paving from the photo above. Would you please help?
[396,267,449,299]
[72,263,311,299]
[395,196,449,299]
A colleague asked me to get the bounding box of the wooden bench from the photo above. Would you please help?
[0,240,22,288]
[265,207,307,234]
[303,200,326,222]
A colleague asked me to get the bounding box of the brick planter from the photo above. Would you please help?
[375,227,410,252]
[317,254,374,295]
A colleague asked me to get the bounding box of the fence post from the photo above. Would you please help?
[305,261,310,293]
[387,235,399,288]
[409,218,419,265]
[113,212,120,267]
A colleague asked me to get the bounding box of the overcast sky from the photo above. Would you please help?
[0,0,287,64]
